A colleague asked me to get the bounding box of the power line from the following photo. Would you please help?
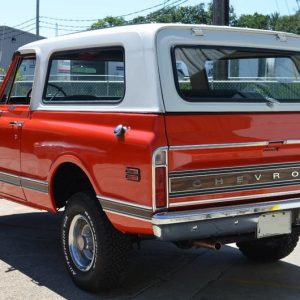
[39,0,173,23]
[7,18,35,28]
[145,0,188,16]
[275,0,280,13]
[40,25,83,33]
[1,0,190,38]
[284,0,291,15]
[0,27,36,41]
[117,0,172,17]
[11,18,36,29]
[40,21,89,29]
[0,22,36,38]
[40,16,98,22]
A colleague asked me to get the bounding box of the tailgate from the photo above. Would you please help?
[165,113,300,208]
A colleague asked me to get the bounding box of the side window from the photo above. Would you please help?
[8,57,36,105]
[43,47,125,104]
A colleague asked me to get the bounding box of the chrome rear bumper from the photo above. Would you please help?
[152,198,300,241]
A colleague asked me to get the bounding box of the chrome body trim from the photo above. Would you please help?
[21,177,49,193]
[169,181,300,199]
[0,171,48,193]
[169,162,300,195]
[286,140,300,145]
[169,161,300,177]
[96,195,152,210]
[152,198,300,226]
[169,140,300,151]
[97,195,153,220]
[103,209,152,222]
[0,172,20,186]
[169,189,300,207]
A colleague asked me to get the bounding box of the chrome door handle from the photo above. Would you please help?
[9,121,24,127]
[114,124,127,137]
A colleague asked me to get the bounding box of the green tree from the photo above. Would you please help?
[269,12,280,30]
[275,13,300,34]
[144,4,211,24]
[90,16,126,29]
[89,3,299,35]
[131,16,148,25]
[236,13,271,30]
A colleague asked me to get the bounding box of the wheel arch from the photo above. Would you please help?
[48,155,100,209]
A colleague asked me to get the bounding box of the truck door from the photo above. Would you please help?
[0,54,35,200]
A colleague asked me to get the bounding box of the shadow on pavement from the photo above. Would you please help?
[0,211,300,299]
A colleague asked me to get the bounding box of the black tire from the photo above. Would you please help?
[61,192,130,292]
[237,232,299,262]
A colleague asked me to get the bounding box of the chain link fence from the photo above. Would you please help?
[1,80,124,99]
[179,80,300,100]
[1,80,300,101]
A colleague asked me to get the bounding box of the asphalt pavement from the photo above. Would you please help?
[1,198,300,300]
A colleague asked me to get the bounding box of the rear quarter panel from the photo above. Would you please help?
[21,112,167,219]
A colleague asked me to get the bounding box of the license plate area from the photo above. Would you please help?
[257,211,291,239]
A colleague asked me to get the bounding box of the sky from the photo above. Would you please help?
[0,0,299,38]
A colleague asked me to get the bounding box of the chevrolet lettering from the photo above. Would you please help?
[0,24,300,292]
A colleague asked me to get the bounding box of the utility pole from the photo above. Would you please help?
[212,0,229,25]
[36,0,40,37]
[212,0,230,80]
[0,26,5,65]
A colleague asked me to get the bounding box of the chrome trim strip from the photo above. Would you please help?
[169,189,300,207]
[286,140,300,145]
[96,195,152,210]
[168,162,300,198]
[169,140,300,151]
[152,198,300,225]
[0,172,20,186]
[169,180,300,198]
[0,171,48,193]
[170,142,268,151]
[21,177,49,193]
[97,195,154,219]
[169,161,300,177]
[103,209,152,222]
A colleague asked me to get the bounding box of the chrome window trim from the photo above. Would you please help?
[169,189,300,207]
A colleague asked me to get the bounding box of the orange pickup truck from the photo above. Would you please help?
[0,24,300,292]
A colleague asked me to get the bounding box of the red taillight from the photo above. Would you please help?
[155,166,167,208]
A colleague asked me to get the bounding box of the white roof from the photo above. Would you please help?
[19,23,300,54]
[19,24,300,113]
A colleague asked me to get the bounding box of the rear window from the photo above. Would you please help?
[173,46,300,103]
[43,47,125,104]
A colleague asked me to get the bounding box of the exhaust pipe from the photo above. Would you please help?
[192,240,222,250]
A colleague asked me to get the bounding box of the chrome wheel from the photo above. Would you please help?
[68,214,95,272]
